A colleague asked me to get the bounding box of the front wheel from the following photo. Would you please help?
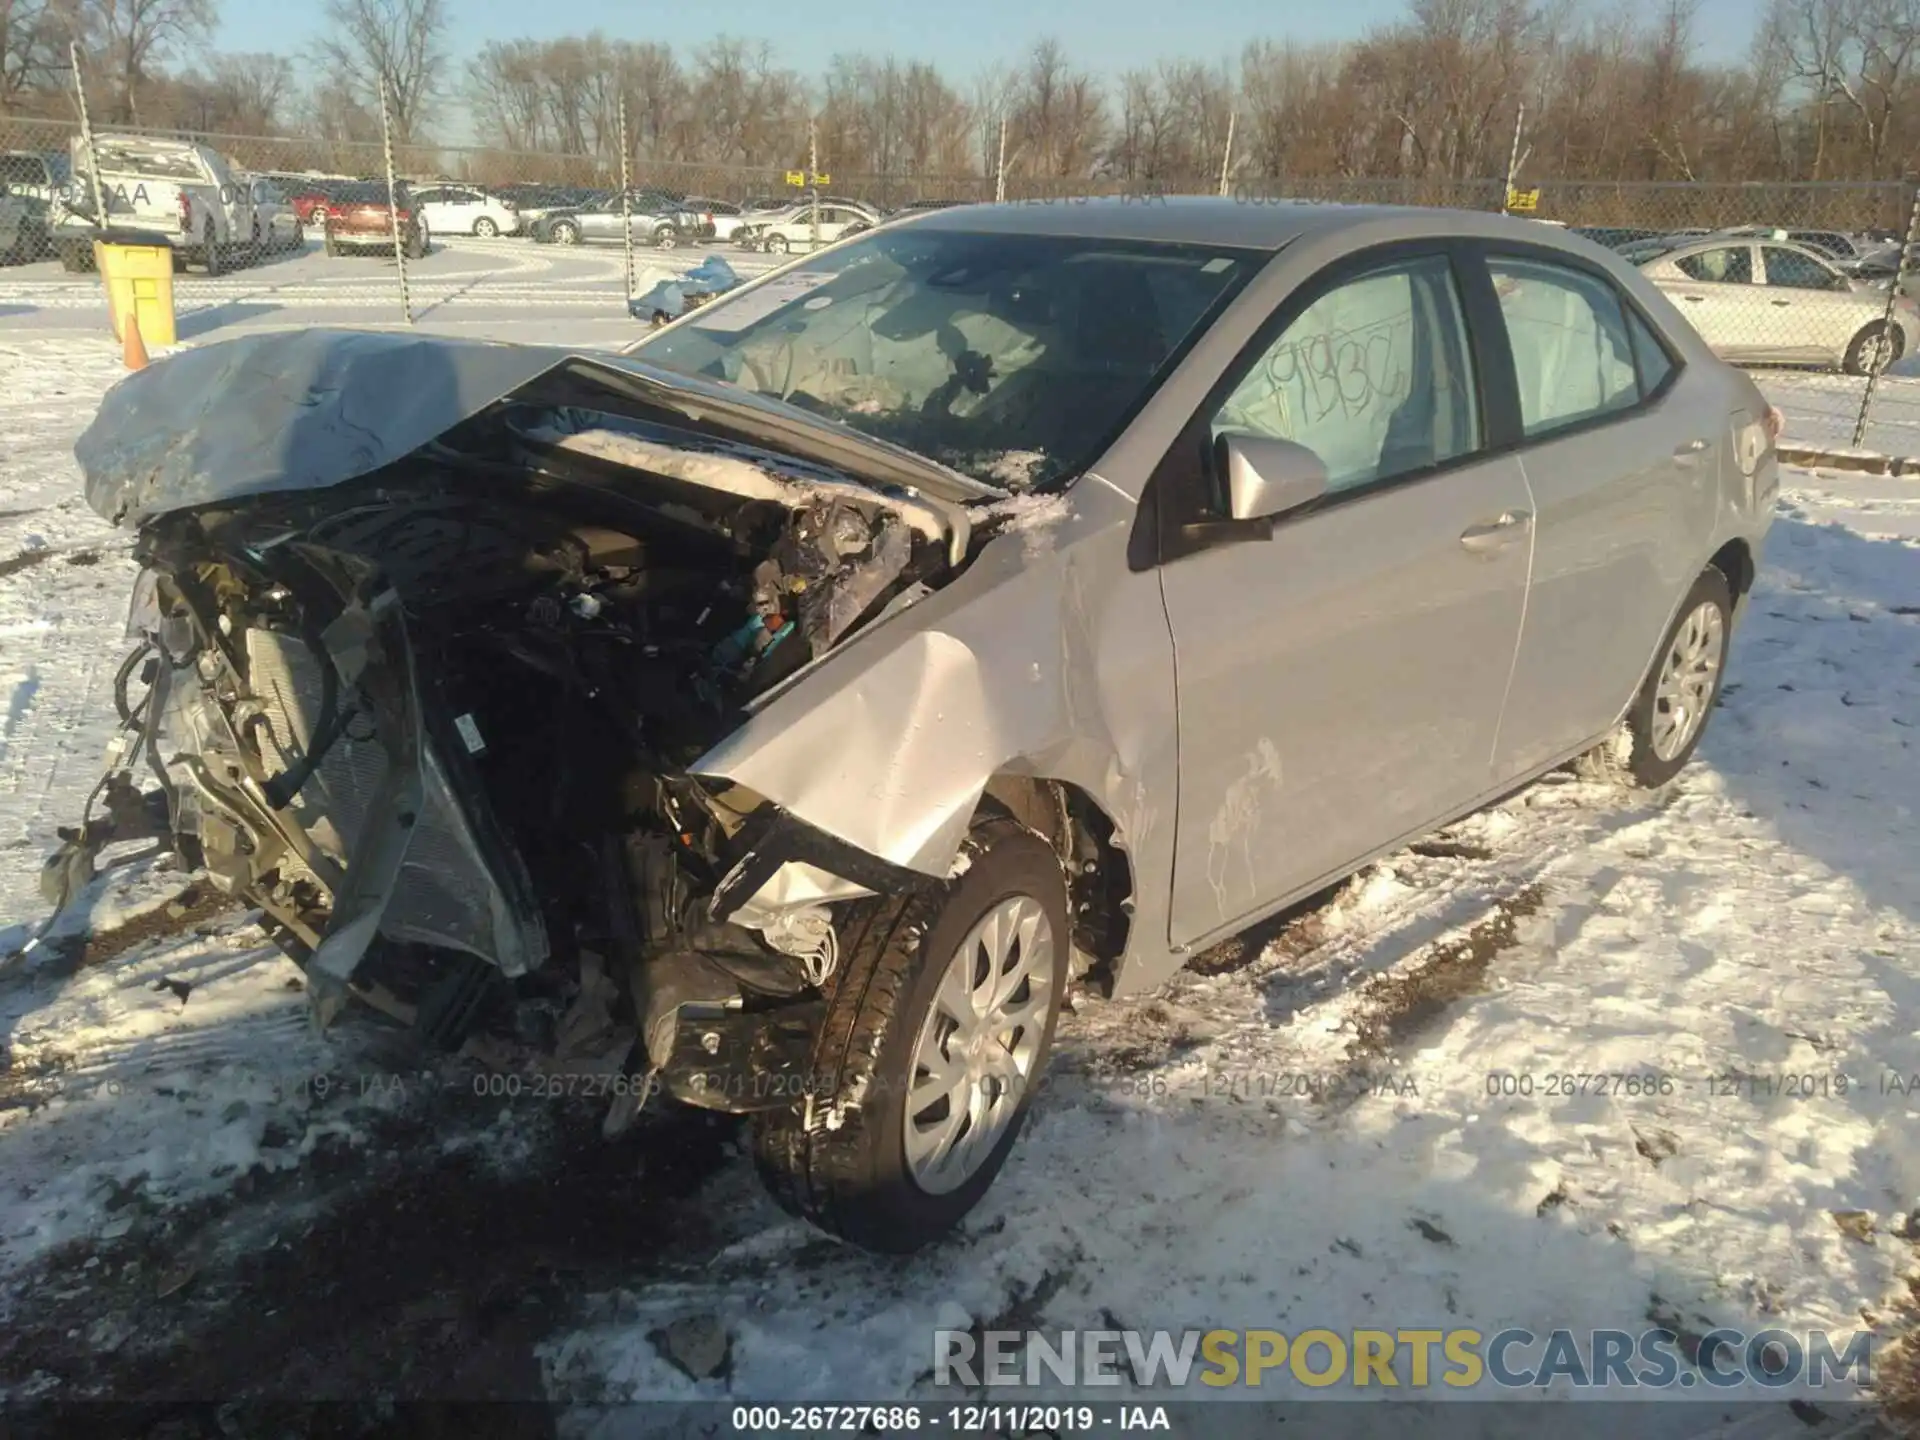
[1843,320,1904,375]
[1582,565,1733,789]
[653,226,678,250]
[473,216,498,237]
[751,818,1067,1253]
[552,220,580,246]
[765,233,790,255]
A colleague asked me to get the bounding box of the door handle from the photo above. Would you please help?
[1460,510,1533,552]
[1680,294,1705,303]
[1770,299,1791,307]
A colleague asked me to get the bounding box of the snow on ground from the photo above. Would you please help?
[1756,369,1920,461]
[0,316,1917,1432]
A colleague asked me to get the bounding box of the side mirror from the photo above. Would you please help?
[1218,432,1329,522]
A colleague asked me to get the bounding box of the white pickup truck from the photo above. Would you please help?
[48,134,255,274]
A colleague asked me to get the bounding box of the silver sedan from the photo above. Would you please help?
[64,199,1780,1253]
[1629,233,1920,373]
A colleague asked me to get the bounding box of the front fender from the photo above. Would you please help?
[689,475,1174,887]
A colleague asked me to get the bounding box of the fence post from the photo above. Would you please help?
[808,115,820,252]
[1851,176,1920,450]
[1219,112,1236,197]
[996,112,1008,204]
[378,76,412,327]
[69,42,106,231]
[1500,104,1525,214]
[619,90,634,312]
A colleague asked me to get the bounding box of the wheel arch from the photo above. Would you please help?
[975,775,1134,997]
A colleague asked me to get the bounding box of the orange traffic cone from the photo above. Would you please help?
[123,312,148,371]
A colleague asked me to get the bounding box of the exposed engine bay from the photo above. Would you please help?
[50,398,988,1132]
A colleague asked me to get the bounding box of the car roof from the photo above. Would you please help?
[886,196,1620,253]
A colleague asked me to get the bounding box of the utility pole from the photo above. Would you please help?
[809,116,820,252]
[1219,111,1236,197]
[995,111,1008,204]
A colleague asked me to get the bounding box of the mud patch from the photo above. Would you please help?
[1,1093,742,1431]
[1345,885,1546,1062]
[0,547,55,580]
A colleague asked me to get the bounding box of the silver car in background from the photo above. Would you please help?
[58,200,1778,1254]
[1628,233,1920,372]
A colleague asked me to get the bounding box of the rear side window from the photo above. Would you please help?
[1488,257,1639,439]
[1675,247,1753,284]
[1626,309,1675,396]
[1762,246,1841,291]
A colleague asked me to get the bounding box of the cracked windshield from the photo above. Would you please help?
[635,228,1258,490]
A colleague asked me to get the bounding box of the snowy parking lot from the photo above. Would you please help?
[1,243,1919,1435]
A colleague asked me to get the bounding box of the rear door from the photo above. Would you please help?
[1156,244,1535,948]
[1481,248,1715,777]
[1758,244,1861,364]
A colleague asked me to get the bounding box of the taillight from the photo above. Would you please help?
[1763,404,1785,442]
[178,190,192,233]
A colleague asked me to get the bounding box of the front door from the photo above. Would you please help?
[1658,244,1759,359]
[1157,249,1535,948]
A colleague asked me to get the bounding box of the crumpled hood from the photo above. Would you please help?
[74,328,1003,531]
[74,329,579,528]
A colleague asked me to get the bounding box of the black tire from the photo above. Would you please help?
[404,223,427,260]
[751,818,1068,1253]
[323,231,340,258]
[58,242,94,273]
[654,225,678,250]
[202,223,221,276]
[552,220,580,246]
[248,220,262,263]
[1583,565,1733,789]
[1843,320,1904,375]
[473,217,498,237]
[766,233,789,255]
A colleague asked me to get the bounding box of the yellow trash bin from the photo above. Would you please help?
[94,240,178,349]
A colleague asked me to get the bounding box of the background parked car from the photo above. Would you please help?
[0,150,63,262]
[684,196,755,242]
[408,183,521,237]
[736,199,882,254]
[530,190,711,247]
[321,182,429,258]
[1631,234,1919,372]
[493,183,604,228]
[238,175,304,253]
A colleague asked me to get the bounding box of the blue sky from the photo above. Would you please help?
[216,0,1763,83]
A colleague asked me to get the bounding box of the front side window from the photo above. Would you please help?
[1489,256,1638,438]
[1207,255,1481,494]
[1675,247,1754,285]
[636,228,1259,491]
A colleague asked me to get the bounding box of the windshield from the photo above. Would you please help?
[634,227,1260,490]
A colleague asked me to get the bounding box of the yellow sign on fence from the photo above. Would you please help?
[785,170,830,186]
[1506,187,1540,213]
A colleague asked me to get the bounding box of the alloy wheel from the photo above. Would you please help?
[1650,599,1725,761]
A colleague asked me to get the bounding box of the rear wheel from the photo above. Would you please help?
[751,818,1067,1253]
[1843,320,1903,375]
[323,230,340,258]
[58,242,94,273]
[201,222,221,276]
[1581,565,1733,789]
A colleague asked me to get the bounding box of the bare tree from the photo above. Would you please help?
[313,0,447,144]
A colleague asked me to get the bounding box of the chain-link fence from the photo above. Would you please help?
[5,106,1920,458]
